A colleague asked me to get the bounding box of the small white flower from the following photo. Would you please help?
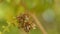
[33,27,36,29]
[32,24,36,29]
[26,17,29,20]
[32,24,36,27]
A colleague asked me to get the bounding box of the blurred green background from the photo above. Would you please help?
[0,0,59,34]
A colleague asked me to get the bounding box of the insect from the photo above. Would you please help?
[17,13,36,32]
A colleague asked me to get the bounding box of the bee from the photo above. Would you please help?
[17,13,36,32]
